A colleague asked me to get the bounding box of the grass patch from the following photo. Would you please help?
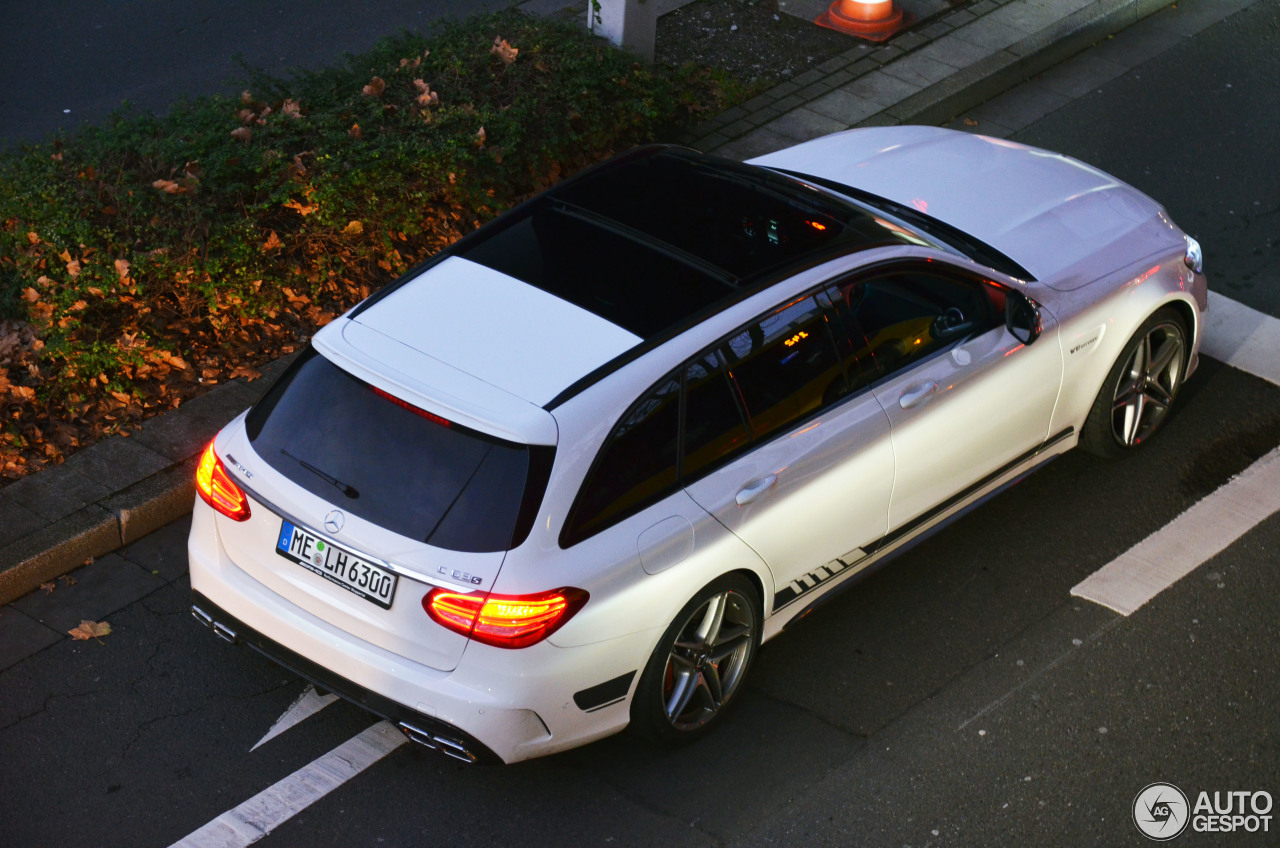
[0,10,741,479]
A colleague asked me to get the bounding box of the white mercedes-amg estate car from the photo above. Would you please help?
[189,126,1207,764]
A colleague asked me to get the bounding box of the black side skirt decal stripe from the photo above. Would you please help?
[772,427,1074,612]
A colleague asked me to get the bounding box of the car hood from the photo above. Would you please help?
[749,126,1184,290]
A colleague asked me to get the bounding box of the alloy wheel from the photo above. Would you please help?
[661,589,755,731]
[1111,321,1184,446]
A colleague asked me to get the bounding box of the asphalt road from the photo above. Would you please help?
[2,4,1279,847]
[0,0,513,147]
[1010,0,1280,320]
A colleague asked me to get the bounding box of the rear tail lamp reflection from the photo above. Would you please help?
[196,441,251,521]
[424,587,588,649]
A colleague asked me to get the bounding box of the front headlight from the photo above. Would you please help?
[1184,235,1204,275]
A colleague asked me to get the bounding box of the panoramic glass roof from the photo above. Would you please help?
[456,148,920,340]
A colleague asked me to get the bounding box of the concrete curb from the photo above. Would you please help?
[0,0,1178,606]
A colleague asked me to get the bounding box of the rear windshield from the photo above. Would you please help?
[245,347,550,553]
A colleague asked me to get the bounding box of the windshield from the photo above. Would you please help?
[770,168,1037,281]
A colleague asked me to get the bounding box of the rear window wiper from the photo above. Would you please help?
[280,449,360,499]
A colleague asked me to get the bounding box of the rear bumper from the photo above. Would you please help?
[190,591,499,764]
[188,499,650,763]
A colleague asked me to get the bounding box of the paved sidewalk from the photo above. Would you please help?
[685,0,1234,158]
[0,0,1252,614]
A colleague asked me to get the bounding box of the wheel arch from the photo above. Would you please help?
[1164,296,1198,366]
[729,566,768,619]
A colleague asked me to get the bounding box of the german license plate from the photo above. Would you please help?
[275,520,397,609]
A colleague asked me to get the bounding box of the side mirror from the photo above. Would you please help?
[1005,290,1042,345]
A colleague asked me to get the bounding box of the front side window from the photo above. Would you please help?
[834,270,1003,376]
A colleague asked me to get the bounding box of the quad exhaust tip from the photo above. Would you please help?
[398,722,478,763]
[191,604,238,643]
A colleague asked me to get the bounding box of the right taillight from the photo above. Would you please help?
[423,587,588,649]
[196,440,251,521]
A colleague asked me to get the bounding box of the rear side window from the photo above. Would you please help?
[719,295,844,442]
[682,351,751,478]
[246,347,548,553]
[562,372,682,546]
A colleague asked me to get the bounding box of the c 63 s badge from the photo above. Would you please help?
[439,567,484,586]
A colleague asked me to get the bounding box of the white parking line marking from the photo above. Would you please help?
[1071,446,1280,615]
[1201,291,1280,387]
[171,721,406,848]
[251,684,339,751]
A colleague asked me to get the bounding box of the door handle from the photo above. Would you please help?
[735,474,777,506]
[899,381,938,409]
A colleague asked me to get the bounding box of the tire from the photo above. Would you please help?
[630,574,761,744]
[1080,307,1188,458]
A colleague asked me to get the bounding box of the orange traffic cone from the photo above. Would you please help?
[815,0,912,41]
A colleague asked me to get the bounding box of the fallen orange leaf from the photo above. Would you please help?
[69,620,111,640]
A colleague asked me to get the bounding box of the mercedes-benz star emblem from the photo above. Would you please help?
[323,510,345,535]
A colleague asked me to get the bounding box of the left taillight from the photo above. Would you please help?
[196,440,251,521]
[423,587,588,649]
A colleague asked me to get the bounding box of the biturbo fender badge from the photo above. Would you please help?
[1068,325,1106,357]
